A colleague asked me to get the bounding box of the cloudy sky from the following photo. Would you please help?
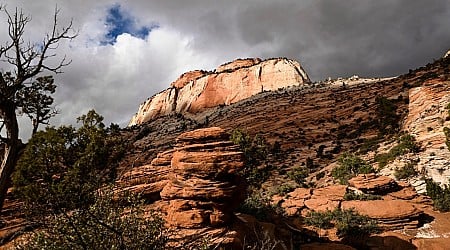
[1,0,449,138]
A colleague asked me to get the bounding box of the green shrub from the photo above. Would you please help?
[16,187,168,250]
[332,153,375,184]
[394,162,418,180]
[273,183,296,196]
[304,208,379,237]
[426,179,450,212]
[316,171,326,180]
[375,134,420,168]
[444,127,450,151]
[332,208,379,237]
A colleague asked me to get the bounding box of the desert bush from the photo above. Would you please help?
[332,208,379,237]
[15,187,168,250]
[316,171,326,180]
[332,153,375,184]
[375,134,420,168]
[272,183,296,196]
[394,162,418,180]
[426,179,450,212]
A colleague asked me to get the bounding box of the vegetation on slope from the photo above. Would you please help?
[304,208,379,238]
[332,153,375,184]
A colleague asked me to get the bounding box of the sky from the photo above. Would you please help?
[0,0,449,139]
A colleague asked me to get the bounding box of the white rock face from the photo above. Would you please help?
[444,49,450,58]
[129,58,310,126]
[404,85,450,185]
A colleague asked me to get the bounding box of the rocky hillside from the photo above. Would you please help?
[110,55,450,249]
[129,58,310,126]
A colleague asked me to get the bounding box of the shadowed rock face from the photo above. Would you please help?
[129,57,310,125]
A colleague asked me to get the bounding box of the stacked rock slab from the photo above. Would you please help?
[348,173,398,194]
[160,127,245,228]
[344,174,423,230]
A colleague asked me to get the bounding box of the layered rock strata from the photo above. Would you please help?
[129,58,310,125]
[160,127,245,228]
[274,174,425,231]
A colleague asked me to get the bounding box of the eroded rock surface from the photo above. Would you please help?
[404,83,450,185]
[129,58,310,125]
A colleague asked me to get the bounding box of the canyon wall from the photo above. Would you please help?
[129,58,310,126]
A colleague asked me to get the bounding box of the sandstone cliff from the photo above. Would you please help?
[129,58,310,126]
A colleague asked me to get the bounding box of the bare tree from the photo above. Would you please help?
[0,6,76,209]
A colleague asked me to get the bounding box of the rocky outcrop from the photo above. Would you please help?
[160,127,245,228]
[129,58,310,126]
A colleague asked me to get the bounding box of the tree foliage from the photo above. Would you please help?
[15,187,169,250]
[0,5,76,209]
[13,110,124,215]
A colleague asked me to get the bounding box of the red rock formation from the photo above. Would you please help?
[160,127,245,228]
[348,174,398,194]
[129,58,310,125]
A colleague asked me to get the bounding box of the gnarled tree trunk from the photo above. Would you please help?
[0,104,21,209]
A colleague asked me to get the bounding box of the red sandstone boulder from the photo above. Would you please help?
[348,174,398,194]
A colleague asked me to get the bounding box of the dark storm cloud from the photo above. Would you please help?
[2,0,450,138]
